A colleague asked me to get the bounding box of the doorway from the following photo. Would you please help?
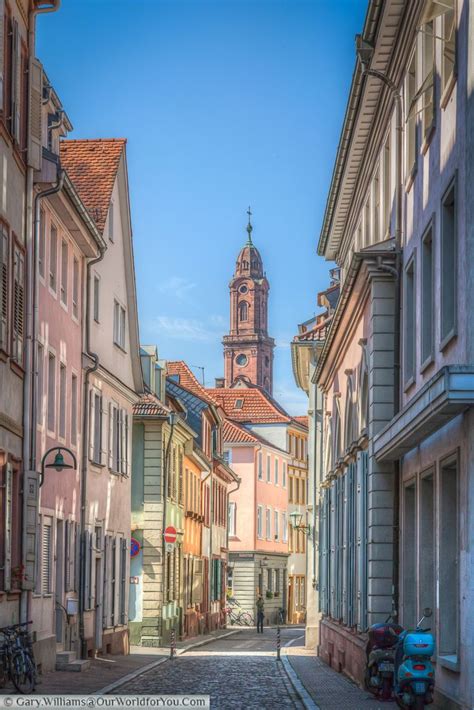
[55,519,65,644]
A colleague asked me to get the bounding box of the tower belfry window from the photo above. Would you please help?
[239,301,248,321]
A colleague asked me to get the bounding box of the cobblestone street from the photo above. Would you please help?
[118,628,305,709]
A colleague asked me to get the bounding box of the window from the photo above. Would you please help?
[405,50,417,180]
[90,392,102,465]
[257,506,263,538]
[113,300,126,349]
[108,200,114,242]
[419,471,435,626]
[282,512,288,543]
[59,363,66,439]
[239,301,248,321]
[364,197,371,247]
[0,226,8,352]
[421,21,435,138]
[266,455,271,483]
[441,2,456,95]
[11,244,24,364]
[373,167,380,244]
[228,501,236,537]
[274,510,279,541]
[47,352,56,431]
[37,343,44,425]
[403,255,416,385]
[421,222,434,367]
[265,508,271,540]
[71,374,78,447]
[72,257,79,319]
[383,135,391,237]
[109,404,129,475]
[289,476,294,503]
[93,275,100,323]
[274,459,279,485]
[403,481,417,629]
[267,568,272,592]
[258,452,263,480]
[440,180,457,346]
[41,518,52,594]
[282,462,287,488]
[49,224,57,292]
[39,209,45,279]
[234,398,243,409]
[60,240,68,305]
[223,449,232,465]
[439,455,459,662]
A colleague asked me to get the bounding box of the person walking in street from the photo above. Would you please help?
[256,595,265,633]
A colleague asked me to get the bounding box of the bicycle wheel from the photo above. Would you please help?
[11,651,36,694]
[240,613,253,627]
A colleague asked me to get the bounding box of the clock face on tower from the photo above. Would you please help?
[239,284,248,294]
[236,353,248,367]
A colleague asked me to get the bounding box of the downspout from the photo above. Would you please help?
[360,62,403,623]
[225,472,241,562]
[79,243,106,657]
[160,414,177,642]
[21,1,61,625]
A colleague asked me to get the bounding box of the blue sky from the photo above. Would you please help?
[37,0,367,414]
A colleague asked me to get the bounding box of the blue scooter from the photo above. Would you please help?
[394,608,435,709]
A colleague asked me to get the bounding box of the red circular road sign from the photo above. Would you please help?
[130,538,141,558]
[164,526,177,544]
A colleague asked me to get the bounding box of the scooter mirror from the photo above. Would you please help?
[423,607,433,618]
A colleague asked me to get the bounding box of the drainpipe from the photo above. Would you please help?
[225,471,241,558]
[79,244,106,657]
[359,55,403,623]
[160,414,177,642]
[21,1,61,626]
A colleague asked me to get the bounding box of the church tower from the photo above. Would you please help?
[223,209,275,394]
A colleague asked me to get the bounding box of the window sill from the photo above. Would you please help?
[60,299,68,313]
[114,343,127,354]
[420,354,434,375]
[403,375,416,394]
[440,73,457,111]
[0,348,8,363]
[440,329,457,353]
[437,654,459,673]
[90,460,106,469]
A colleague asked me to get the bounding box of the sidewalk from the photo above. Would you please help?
[284,646,397,710]
[0,628,239,696]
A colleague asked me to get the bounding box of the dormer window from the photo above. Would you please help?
[234,398,244,409]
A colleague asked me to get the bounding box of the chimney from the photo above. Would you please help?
[215,377,225,389]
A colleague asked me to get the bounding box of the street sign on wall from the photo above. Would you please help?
[130,537,141,557]
[164,526,177,544]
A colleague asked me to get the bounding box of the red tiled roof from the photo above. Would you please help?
[133,392,169,417]
[293,416,309,429]
[223,419,259,444]
[206,387,291,424]
[166,361,215,405]
[60,139,126,233]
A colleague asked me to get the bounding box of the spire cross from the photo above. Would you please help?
[246,206,253,244]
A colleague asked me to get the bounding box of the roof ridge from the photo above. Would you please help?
[61,137,127,143]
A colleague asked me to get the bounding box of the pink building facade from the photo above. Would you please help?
[225,419,290,624]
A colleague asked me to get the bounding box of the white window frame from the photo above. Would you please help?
[265,507,271,540]
[113,299,126,350]
[257,505,263,539]
[60,238,68,306]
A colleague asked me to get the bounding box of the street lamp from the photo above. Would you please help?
[289,510,311,536]
[39,446,77,487]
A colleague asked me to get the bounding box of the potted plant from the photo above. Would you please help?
[266,590,273,600]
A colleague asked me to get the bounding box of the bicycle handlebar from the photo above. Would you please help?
[0,621,32,633]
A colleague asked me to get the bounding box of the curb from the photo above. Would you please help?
[281,654,321,710]
[96,629,240,695]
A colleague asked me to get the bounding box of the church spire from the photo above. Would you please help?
[246,206,253,245]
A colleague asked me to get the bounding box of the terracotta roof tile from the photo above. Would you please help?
[223,419,259,444]
[206,387,291,424]
[166,361,214,405]
[293,416,309,429]
[60,139,126,233]
[133,392,169,417]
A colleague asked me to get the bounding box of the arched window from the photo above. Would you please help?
[358,347,369,433]
[344,375,357,450]
[239,301,248,322]
[242,260,249,270]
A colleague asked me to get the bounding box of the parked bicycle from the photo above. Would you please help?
[225,598,254,627]
[278,607,286,625]
[0,621,37,693]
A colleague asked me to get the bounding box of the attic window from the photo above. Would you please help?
[168,374,180,383]
[234,399,244,409]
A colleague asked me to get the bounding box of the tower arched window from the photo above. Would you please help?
[239,301,249,322]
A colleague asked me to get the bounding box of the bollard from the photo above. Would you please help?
[170,627,176,659]
[276,624,281,661]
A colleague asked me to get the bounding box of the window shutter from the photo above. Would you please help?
[120,409,126,475]
[11,18,20,143]
[102,535,109,629]
[12,245,24,363]
[89,531,95,611]
[83,530,91,609]
[0,228,8,351]
[88,390,95,461]
[0,1,5,108]
[125,413,130,477]
[41,520,52,595]
[100,396,107,466]
[65,520,70,591]
[74,523,80,592]
[113,537,119,625]
[27,57,43,170]
[120,538,128,624]
[4,463,12,591]
[108,403,114,470]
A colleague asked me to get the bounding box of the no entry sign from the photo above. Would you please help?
[164,526,177,544]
